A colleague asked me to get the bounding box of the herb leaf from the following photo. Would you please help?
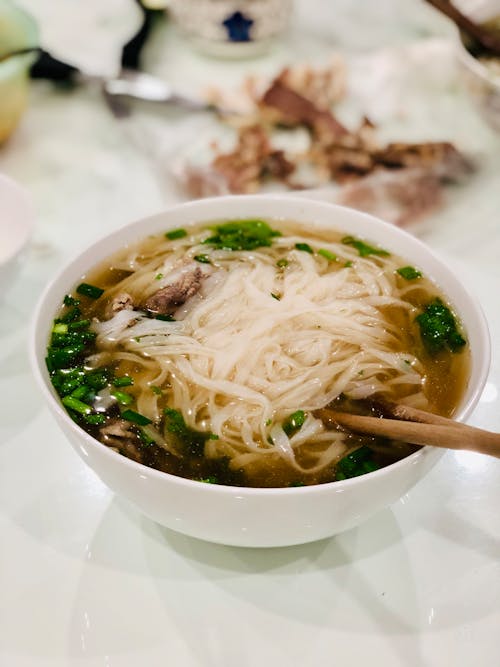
[203,219,280,251]
[416,298,466,354]
[342,236,390,258]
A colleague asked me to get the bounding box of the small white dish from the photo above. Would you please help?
[0,172,34,287]
[30,194,490,548]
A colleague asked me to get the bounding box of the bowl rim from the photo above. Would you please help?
[30,194,491,496]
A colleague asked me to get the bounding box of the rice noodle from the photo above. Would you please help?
[78,220,465,478]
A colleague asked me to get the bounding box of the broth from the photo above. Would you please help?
[46,218,469,487]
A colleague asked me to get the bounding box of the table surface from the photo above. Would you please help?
[1,1,500,665]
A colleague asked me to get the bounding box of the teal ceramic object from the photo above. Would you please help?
[0,0,38,143]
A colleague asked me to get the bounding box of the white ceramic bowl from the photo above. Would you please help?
[0,172,34,287]
[30,195,490,548]
[454,0,500,132]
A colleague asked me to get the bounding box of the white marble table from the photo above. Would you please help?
[1,1,499,665]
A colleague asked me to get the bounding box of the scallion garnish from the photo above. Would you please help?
[63,295,80,307]
[62,395,92,415]
[84,413,106,426]
[318,249,337,261]
[295,243,313,254]
[165,228,187,240]
[203,219,280,251]
[341,236,390,258]
[121,409,152,426]
[194,254,211,264]
[113,376,133,387]
[76,283,104,299]
[111,390,134,406]
[283,410,306,436]
[397,266,422,280]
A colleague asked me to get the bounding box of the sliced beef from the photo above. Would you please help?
[374,141,473,179]
[144,265,204,315]
[212,124,295,193]
[260,78,348,139]
[104,292,134,320]
[100,418,143,463]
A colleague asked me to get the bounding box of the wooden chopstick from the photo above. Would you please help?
[315,407,500,460]
[424,0,500,57]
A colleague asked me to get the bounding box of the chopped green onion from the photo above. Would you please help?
[207,433,219,440]
[277,258,289,268]
[416,298,466,354]
[62,395,92,415]
[63,294,80,307]
[165,228,188,240]
[52,323,68,334]
[341,236,390,258]
[113,376,133,387]
[70,385,91,400]
[84,413,106,426]
[283,410,306,436]
[290,480,305,487]
[163,408,206,456]
[58,305,82,323]
[397,266,422,280]
[121,409,152,426]
[46,343,85,370]
[76,283,104,299]
[68,319,91,331]
[295,243,313,254]
[111,390,134,406]
[139,428,156,446]
[86,369,109,390]
[155,273,164,280]
[156,314,175,322]
[318,249,337,262]
[336,446,379,480]
[203,219,280,251]
[194,254,211,264]
[151,385,162,395]
[199,476,218,484]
